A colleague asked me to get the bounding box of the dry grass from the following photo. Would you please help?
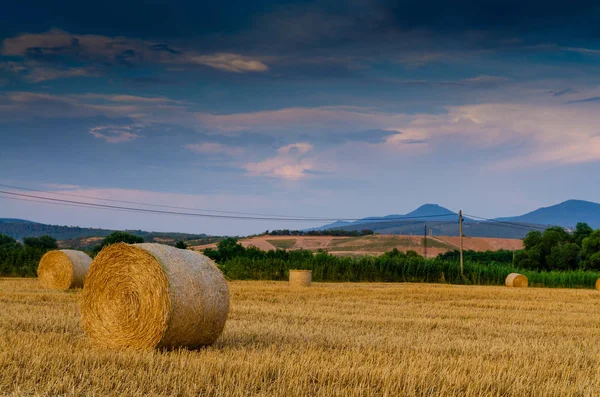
[2,278,600,396]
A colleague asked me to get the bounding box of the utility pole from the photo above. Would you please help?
[424,224,428,258]
[459,210,464,278]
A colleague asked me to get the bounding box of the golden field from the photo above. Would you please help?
[2,278,600,396]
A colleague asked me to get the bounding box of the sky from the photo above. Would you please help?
[1,0,600,235]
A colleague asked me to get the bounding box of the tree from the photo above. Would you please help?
[23,235,58,250]
[92,231,144,256]
[517,227,572,270]
[546,243,580,270]
[573,222,594,246]
[175,240,188,249]
[581,230,600,270]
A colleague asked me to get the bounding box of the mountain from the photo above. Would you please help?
[0,219,217,249]
[311,200,600,238]
[0,218,39,224]
[496,200,600,229]
[311,204,461,232]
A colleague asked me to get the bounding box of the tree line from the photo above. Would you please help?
[0,231,191,276]
[203,238,600,288]
[0,235,58,276]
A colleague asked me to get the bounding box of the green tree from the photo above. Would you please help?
[175,240,188,249]
[546,243,580,270]
[581,230,600,270]
[23,235,58,250]
[92,231,144,256]
[573,222,594,246]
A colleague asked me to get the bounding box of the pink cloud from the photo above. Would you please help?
[89,126,143,143]
[244,143,315,180]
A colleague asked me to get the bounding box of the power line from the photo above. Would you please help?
[0,183,324,219]
[464,214,549,231]
[0,190,458,223]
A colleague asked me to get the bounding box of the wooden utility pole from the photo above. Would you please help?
[423,224,428,258]
[459,210,464,278]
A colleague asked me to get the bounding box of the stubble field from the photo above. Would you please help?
[1,278,600,396]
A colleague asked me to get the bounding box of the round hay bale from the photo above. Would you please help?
[81,243,229,350]
[38,249,91,290]
[505,273,528,288]
[289,269,312,287]
[595,278,600,290]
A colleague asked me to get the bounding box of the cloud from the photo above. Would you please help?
[0,91,193,125]
[25,66,99,82]
[244,143,316,180]
[185,142,244,156]
[1,29,269,81]
[89,125,143,143]
[196,106,408,134]
[186,53,269,72]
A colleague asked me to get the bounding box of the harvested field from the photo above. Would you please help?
[2,278,600,395]
[191,234,522,258]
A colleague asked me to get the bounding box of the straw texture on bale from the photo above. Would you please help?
[289,269,312,287]
[37,249,91,290]
[81,243,229,350]
[505,273,528,288]
[596,278,600,290]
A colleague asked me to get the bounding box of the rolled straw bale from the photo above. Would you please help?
[81,243,229,349]
[505,273,528,288]
[596,278,600,290]
[289,269,312,287]
[37,249,91,290]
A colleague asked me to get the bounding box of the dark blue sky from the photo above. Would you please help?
[1,0,600,235]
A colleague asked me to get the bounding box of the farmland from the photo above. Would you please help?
[2,278,600,396]
[191,234,523,258]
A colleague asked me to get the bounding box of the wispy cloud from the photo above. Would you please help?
[89,125,143,143]
[244,143,315,180]
[185,142,244,156]
[1,29,269,80]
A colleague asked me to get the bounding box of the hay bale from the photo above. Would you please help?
[505,273,528,288]
[596,278,600,290]
[37,249,91,290]
[289,269,312,287]
[81,243,229,349]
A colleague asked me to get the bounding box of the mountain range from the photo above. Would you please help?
[311,200,600,238]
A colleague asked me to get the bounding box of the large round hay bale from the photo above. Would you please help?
[505,273,528,288]
[595,278,600,290]
[81,243,229,350]
[38,249,91,290]
[289,269,312,287]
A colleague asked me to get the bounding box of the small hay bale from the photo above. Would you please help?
[596,278,600,290]
[505,273,528,288]
[37,249,91,290]
[81,243,229,350]
[289,269,312,287]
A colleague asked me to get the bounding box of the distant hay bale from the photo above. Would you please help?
[81,243,229,350]
[596,278,600,290]
[289,269,312,287]
[505,273,528,288]
[37,250,91,290]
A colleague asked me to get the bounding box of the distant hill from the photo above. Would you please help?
[0,219,218,249]
[496,200,600,229]
[311,204,461,231]
[0,218,39,224]
[311,200,600,239]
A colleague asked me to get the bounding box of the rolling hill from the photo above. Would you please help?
[0,218,218,249]
[311,200,600,238]
[496,200,600,229]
